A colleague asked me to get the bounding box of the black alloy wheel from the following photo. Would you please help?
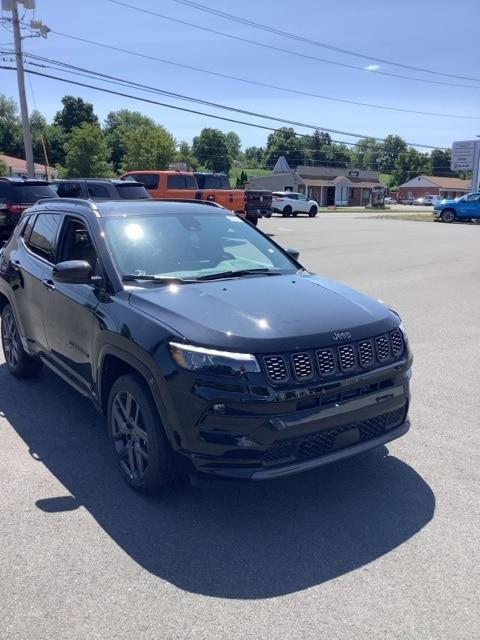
[441,209,455,223]
[108,373,181,492]
[1,304,42,377]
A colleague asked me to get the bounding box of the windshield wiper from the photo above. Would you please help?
[195,268,283,281]
[122,274,196,284]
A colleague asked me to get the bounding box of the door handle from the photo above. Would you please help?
[42,279,56,291]
[11,259,21,271]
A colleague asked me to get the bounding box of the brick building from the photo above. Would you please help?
[397,175,471,201]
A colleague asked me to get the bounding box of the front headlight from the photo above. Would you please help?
[169,342,260,376]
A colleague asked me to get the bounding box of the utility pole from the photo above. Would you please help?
[10,0,35,176]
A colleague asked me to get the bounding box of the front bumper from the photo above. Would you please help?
[166,355,412,481]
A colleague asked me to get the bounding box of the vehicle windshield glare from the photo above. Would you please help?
[103,212,297,281]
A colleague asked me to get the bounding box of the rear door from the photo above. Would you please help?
[9,212,62,353]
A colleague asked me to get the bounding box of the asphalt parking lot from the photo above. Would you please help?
[1,212,479,640]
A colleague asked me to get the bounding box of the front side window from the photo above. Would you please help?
[27,213,62,262]
[466,193,480,202]
[103,212,297,281]
[58,217,98,269]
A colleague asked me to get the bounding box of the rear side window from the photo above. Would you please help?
[20,214,34,239]
[115,183,149,199]
[27,213,61,262]
[12,183,57,202]
[167,175,197,189]
[129,173,159,190]
[87,184,110,199]
[56,182,83,198]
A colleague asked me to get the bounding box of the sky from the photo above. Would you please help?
[1,0,479,153]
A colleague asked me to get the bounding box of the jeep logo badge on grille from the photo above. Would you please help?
[332,331,352,341]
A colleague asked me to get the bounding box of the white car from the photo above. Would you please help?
[272,192,319,217]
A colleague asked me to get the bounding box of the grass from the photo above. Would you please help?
[229,167,272,184]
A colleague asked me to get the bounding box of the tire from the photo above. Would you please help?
[1,304,43,378]
[441,209,456,223]
[246,214,258,226]
[283,205,292,217]
[309,206,318,217]
[292,211,298,217]
[108,373,181,492]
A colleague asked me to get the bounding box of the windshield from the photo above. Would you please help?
[103,212,297,281]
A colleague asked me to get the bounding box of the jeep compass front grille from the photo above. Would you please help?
[262,329,405,385]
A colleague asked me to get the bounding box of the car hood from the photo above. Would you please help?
[128,273,398,353]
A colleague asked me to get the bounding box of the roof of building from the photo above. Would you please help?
[421,176,471,190]
[400,175,471,190]
[0,153,51,173]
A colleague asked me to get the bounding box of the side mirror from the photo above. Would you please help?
[286,247,300,261]
[53,260,92,284]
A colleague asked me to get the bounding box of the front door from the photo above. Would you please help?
[42,216,99,391]
[457,193,480,219]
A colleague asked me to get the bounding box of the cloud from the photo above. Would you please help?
[365,64,381,71]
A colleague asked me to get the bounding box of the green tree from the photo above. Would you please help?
[104,109,156,172]
[121,124,176,171]
[225,131,241,160]
[377,135,407,172]
[192,128,231,172]
[389,147,431,188]
[244,146,264,168]
[323,142,352,168]
[63,123,113,177]
[0,94,23,157]
[29,110,48,165]
[430,149,457,177]
[44,124,67,168]
[351,137,380,170]
[0,156,9,176]
[263,127,305,169]
[174,140,197,170]
[54,96,99,133]
[235,170,249,188]
[303,129,333,165]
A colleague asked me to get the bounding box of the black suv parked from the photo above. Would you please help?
[0,177,58,237]
[52,178,150,200]
[0,199,412,492]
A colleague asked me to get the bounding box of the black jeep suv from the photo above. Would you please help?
[0,199,412,492]
[0,177,58,238]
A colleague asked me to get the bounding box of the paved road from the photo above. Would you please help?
[1,214,479,640]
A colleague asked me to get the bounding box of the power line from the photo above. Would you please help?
[165,0,480,84]
[4,51,447,149]
[104,1,480,90]
[11,29,479,121]
[0,63,450,158]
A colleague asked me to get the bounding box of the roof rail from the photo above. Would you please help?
[34,197,98,210]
